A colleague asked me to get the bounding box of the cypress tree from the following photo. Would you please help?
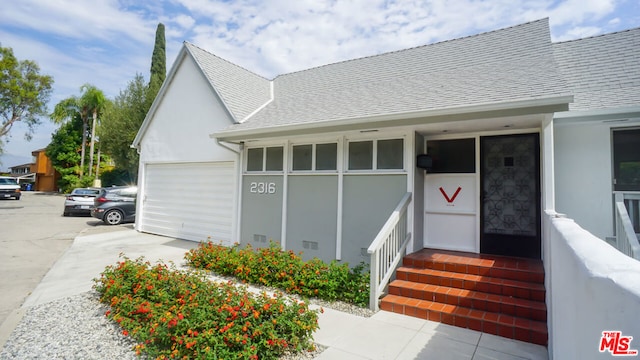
[149,23,166,91]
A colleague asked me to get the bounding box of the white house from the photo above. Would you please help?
[132,18,640,358]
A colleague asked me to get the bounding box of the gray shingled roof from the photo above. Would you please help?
[552,27,640,111]
[185,43,271,122]
[207,18,570,135]
[182,19,581,137]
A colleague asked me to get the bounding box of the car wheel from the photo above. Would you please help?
[104,210,123,225]
[63,212,69,217]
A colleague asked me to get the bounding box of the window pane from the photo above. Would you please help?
[349,141,373,170]
[427,138,476,173]
[266,146,283,171]
[377,139,404,169]
[316,143,337,170]
[247,148,263,171]
[613,129,640,191]
[292,145,312,171]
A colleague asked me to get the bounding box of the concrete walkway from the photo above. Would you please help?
[3,230,549,359]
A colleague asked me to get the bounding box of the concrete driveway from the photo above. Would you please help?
[0,191,131,346]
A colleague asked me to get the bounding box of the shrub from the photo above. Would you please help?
[185,241,370,307]
[94,257,319,359]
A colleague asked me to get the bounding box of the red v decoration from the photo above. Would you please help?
[439,186,462,203]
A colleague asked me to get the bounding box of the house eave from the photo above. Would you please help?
[211,95,573,141]
[554,105,640,124]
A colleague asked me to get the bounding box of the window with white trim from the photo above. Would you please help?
[347,138,404,171]
[246,146,284,172]
[291,143,337,171]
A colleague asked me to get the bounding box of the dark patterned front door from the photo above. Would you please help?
[480,133,541,259]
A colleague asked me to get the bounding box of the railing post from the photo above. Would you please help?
[370,252,380,311]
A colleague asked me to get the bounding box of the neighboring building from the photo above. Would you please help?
[132,18,640,356]
[31,148,59,192]
[9,162,36,185]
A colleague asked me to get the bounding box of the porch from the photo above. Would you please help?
[368,193,640,359]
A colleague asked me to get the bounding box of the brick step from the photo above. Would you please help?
[396,266,545,302]
[403,250,544,284]
[380,294,547,346]
[388,279,546,321]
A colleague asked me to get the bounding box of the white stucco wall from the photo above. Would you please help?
[544,212,640,359]
[554,122,613,239]
[138,54,238,164]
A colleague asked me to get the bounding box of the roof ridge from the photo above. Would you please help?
[184,41,270,81]
[553,26,640,45]
[275,18,550,79]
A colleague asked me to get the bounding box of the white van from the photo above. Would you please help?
[0,176,21,200]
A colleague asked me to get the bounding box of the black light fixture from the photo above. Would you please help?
[416,154,433,170]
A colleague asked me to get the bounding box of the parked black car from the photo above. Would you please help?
[91,186,137,225]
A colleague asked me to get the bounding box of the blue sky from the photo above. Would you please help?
[0,0,638,169]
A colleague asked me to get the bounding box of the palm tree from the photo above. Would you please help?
[50,84,105,177]
[80,84,106,176]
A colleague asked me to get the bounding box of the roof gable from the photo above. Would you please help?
[185,43,271,122]
[552,27,640,111]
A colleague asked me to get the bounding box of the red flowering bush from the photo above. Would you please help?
[94,257,319,359]
[184,241,369,307]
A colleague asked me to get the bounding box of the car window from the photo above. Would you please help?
[73,189,101,195]
[0,178,18,185]
[120,187,137,198]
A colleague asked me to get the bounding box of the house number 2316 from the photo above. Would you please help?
[250,182,276,194]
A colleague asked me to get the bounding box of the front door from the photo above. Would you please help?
[480,133,541,259]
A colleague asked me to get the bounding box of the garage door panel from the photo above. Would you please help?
[141,162,236,244]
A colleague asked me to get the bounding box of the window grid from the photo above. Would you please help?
[347,138,404,171]
[245,146,284,173]
[290,142,338,172]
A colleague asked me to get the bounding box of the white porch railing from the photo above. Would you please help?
[367,192,412,311]
[614,192,640,260]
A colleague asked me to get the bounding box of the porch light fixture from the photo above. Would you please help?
[416,154,433,171]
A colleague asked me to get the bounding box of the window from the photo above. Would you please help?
[246,146,284,172]
[316,143,337,170]
[349,141,373,170]
[426,138,476,173]
[247,148,263,171]
[377,139,404,169]
[291,143,337,171]
[266,147,283,171]
[348,138,404,171]
[613,128,640,191]
[292,145,312,170]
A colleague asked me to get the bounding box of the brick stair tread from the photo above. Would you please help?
[397,266,545,291]
[382,295,546,329]
[389,279,546,310]
[404,249,544,273]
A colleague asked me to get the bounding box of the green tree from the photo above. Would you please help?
[45,116,91,192]
[149,23,166,92]
[0,45,54,154]
[50,84,106,177]
[99,74,152,180]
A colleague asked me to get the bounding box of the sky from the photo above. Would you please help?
[0,0,639,170]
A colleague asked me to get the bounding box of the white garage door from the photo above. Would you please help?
[141,162,236,244]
